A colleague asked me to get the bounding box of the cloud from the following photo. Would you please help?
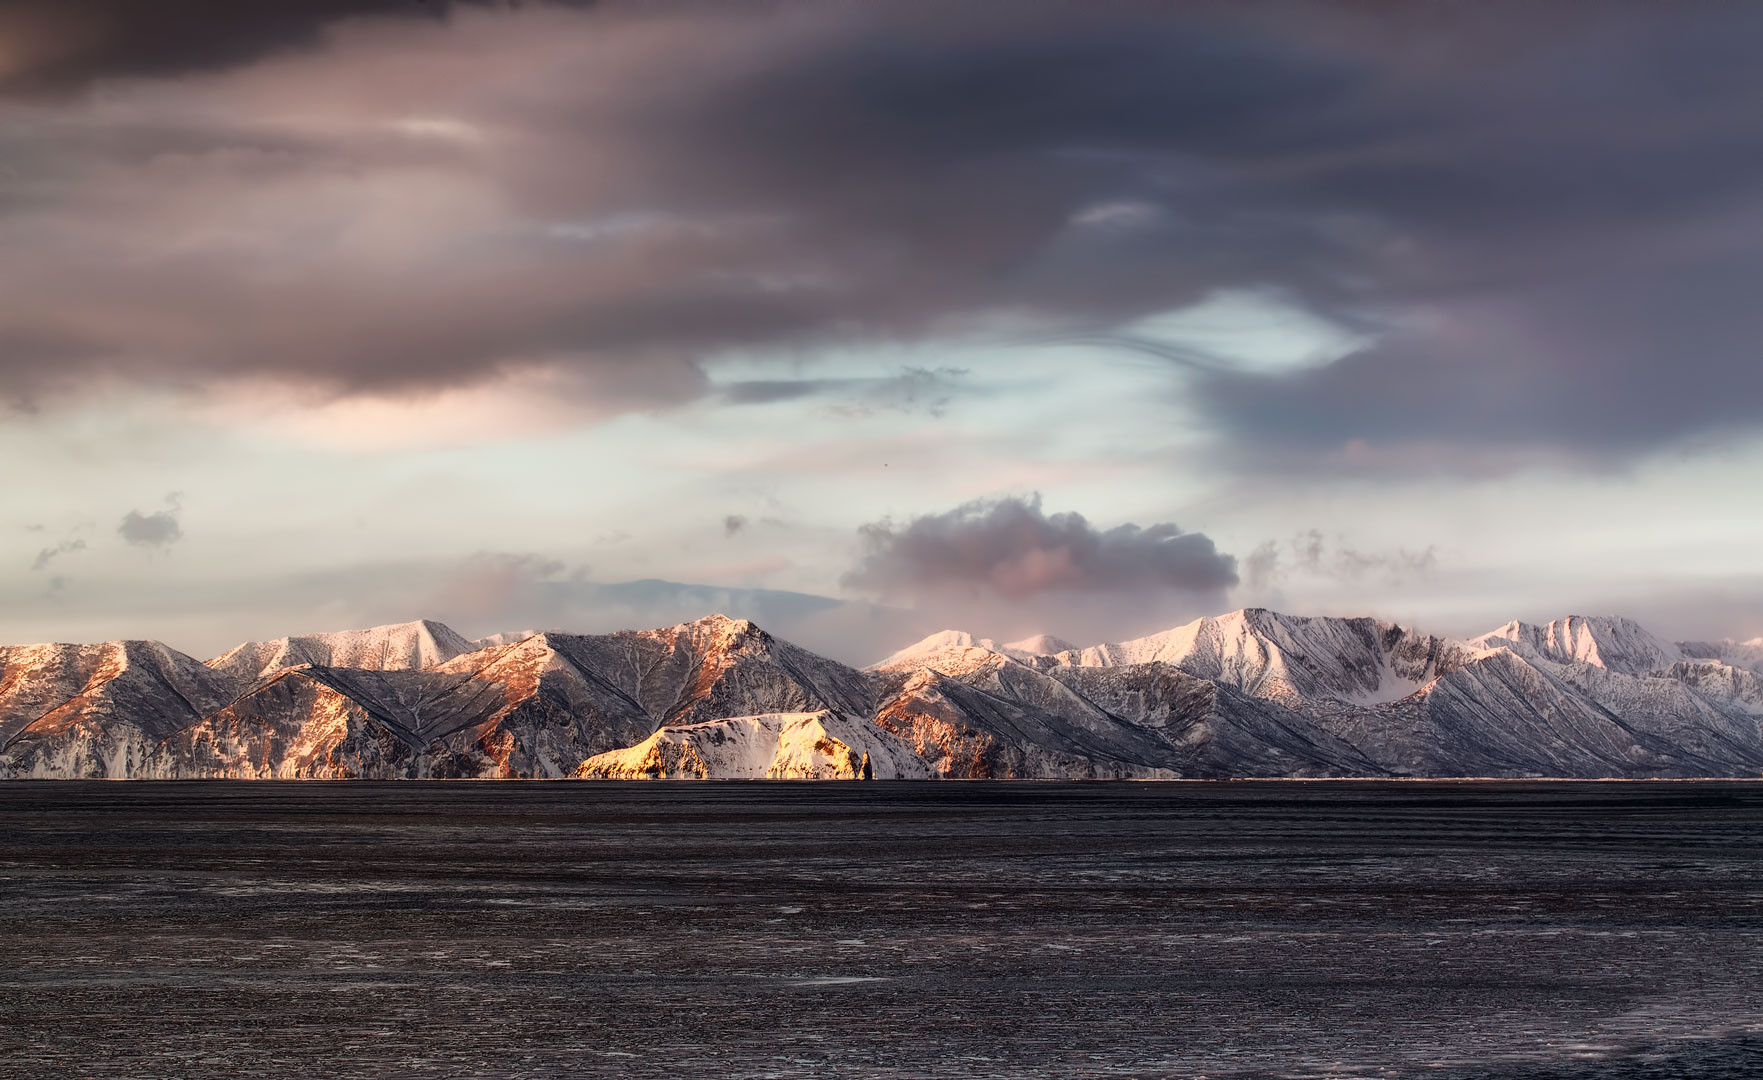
[0,2,1760,468]
[117,510,181,548]
[718,380,839,406]
[29,537,85,570]
[1243,541,1282,593]
[839,495,1238,647]
[826,367,970,420]
[718,367,970,417]
[1245,530,1437,592]
[427,550,573,624]
[0,1,573,94]
[117,494,183,548]
[722,514,747,538]
[0,7,1428,411]
[844,494,1236,601]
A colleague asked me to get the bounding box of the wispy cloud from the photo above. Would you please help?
[1244,530,1438,592]
[30,537,85,571]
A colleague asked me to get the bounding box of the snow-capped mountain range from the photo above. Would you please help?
[2,610,1761,779]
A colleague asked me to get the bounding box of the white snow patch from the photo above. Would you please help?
[577,710,931,780]
[207,620,475,682]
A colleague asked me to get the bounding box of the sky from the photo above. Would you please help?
[2,0,1761,664]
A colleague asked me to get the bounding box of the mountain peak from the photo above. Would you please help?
[868,629,1015,673]
[1049,609,1441,705]
[1001,633,1078,657]
[205,619,476,683]
[1472,614,1680,676]
[687,612,748,627]
[8,604,1763,780]
[668,612,762,638]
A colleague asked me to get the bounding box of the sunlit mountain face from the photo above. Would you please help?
[6,609,1763,779]
[2,1,1760,669]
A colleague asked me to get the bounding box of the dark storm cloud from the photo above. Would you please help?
[0,3,1366,406]
[5,2,1763,465]
[1167,7,1763,468]
[0,2,587,94]
[844,495,1237,602]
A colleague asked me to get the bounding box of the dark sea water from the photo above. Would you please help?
[2,781,1761,1079]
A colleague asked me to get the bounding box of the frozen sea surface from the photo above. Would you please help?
[1,781,1760,1078]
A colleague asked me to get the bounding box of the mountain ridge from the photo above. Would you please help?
[2,609,1761,780]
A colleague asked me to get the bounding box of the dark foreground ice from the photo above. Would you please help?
[1,781,1760,1079]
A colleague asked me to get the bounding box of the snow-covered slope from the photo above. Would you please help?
[576,710,929,780]
[869,631,1201,777]
[470,630,537,650]
[1002,633,1078,657]
[5,614,883,779]
[1472,616,1683,676]
[875,629,1083,672]
[0,641,238,778]
[869,609,1763,779]
[168,666,511,779]
[1048,662,1385,778]
[872,667,1181,779]
[1315,648,1701,777]
[542,614,874,726]
[1665,659,1763,715]
[1047,609,1472,705]
[1678,637,1763,676]
[170,614,877,779]
[873,630,1014,674]
[207,619,477,683]
[1439,616,1763,775]
[4,608,1762,779]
